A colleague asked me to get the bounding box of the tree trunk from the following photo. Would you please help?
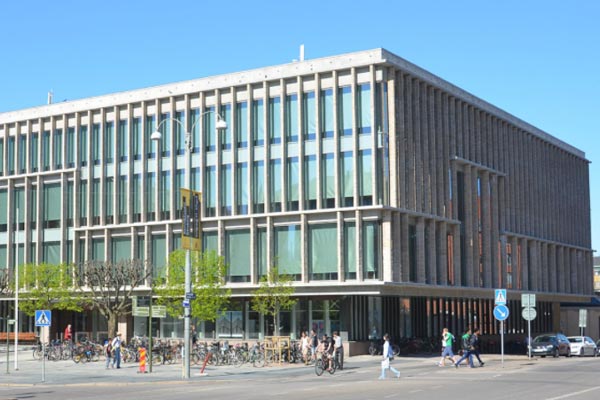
[107,312,117,339]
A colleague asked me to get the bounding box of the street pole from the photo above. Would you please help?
[500,320,504,367]
[183,132,192,380]
[14,207,19,371]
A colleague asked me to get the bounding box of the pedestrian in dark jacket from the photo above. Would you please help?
[471,328,484,367]
[454,328,474,368]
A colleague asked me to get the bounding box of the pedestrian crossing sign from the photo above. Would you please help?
[495,289,507,306]
[35,310,52,327]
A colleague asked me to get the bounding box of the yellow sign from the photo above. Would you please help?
[181,188,202,251]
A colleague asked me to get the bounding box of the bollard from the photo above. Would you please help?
[138,346,147,373]
[199,352,211,376]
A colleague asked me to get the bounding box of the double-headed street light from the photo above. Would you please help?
[152,111,227,379]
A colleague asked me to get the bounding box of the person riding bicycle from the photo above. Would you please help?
[321,334,334,371]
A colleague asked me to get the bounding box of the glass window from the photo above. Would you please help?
[92,238,105,262]
[19,135,26,173]
[30,186,37,229]
[359,149,373,205]
[118,120,128,162]
[112,237,131,263]
[13,187,24,231]
[274,225,301,280]
[363,221,380,279]
[66,127,75,167]
[253,160,264,213]
[204,106,216,152]
[175,111,185,156]
[0,138,3,175]
[252,99,264,146]
[269,158,282,212]
[132,174,142,222]
[192,167,200,191]
[322,153,335,208]
[190,109,200,153]
[146,172,155,221]
[226,230,251,282]
[257,227,267,278]
[42,242,60,265]
[160,171,170,220]
[42,131,51,170]
[338,86,353,136]
[235,101,248,148]
[160,113,170,157]
[66,181,73,227]
[205,166,216,217]
[220,104,232,150]
[309,224,338,280]
[0,189,7,232]
[358,83,372,134]
[105,177,114,224]
[146,115,156,158]
[79,125,88,167]
[7,136,14,175]
[79,180,88,226]
[269,97,281,145]
[132,117,142,160]
[174,169,184,218]
[302,91,316,141]
[104,122,114,164]
[118,175,128,222]
[320,89,334,138]
[30,134,38,172]
[236,162,248,215]
[43,183,61,229]
[0,245,6,269]
[92,179,101,225]
[137,235,145,261]
[344,222,356,280]
[286,156,299,211]
[304,155,317,210]
[92,124,101,165]
[151,235,166,278]
[202,231,218,253]
[341,151,354,207]
[285,94,298,142]
[221,164,232,216]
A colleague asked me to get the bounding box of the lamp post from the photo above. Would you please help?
[152,111,226,379]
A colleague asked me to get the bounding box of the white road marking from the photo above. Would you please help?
[545,386,600,400]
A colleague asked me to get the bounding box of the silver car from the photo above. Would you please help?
[567,336,597,357]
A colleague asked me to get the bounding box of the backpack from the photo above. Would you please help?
[462,334,471,350]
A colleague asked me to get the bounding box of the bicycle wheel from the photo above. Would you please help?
[315,357,325,376]
[253,352,265,368]
[33,348,43,360]
[328,357,336,374]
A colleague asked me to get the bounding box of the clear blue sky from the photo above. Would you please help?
[2,0,599,251]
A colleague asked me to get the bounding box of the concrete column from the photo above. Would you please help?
[437,221,448,285]
[541,242,549,292]
[382,212,393,282]
[557,246,565,293]
[463,166,474,287]
[414,81,424,213]
[481,172,492,288]
[426,218,437,284]
[521,238,529,290]
[548,244,557,293]
[453,224,461,286]
[401,213,410,282]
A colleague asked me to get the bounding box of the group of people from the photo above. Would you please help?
[103,332,123,369]
[438,327,484,368]
[299,330,344,371]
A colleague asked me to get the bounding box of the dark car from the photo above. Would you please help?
[531,333,571,358]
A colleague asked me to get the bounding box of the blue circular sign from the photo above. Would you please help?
[493,305,510,321]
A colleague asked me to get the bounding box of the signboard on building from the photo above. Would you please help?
[181,188,202,251]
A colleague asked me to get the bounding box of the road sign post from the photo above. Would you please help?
[35,310,51,382]
[494,301,509,367]
[579,309,587,336]
[521,294,536,359]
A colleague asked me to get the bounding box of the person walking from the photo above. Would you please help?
[104,339,112,369]
[438,327,455,366]
[309,329,319,363]
[471,328,484,367]
[64,324,72,342]
[111,333,122,369]
[379,333,400,379]
[454,328,474,368]
[300,331,310,365]
[333,331,344,370]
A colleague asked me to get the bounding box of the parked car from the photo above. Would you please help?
[567,336,597,357]
[531,333,571,357]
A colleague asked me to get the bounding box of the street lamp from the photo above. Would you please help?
[152,111,227,379]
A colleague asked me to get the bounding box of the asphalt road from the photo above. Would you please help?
[1,349,600,400]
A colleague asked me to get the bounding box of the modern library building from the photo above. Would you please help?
[0,48,593,343]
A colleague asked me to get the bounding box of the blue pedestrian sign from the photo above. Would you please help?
[495,289,507,305]
[35,310,52,327]
[493,305,510,321]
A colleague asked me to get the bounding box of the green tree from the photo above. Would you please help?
[17,263,83,316]
[154,250,230,322]
[0,268,12,298]
[251,264,297,336]
[76,259,152,338]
